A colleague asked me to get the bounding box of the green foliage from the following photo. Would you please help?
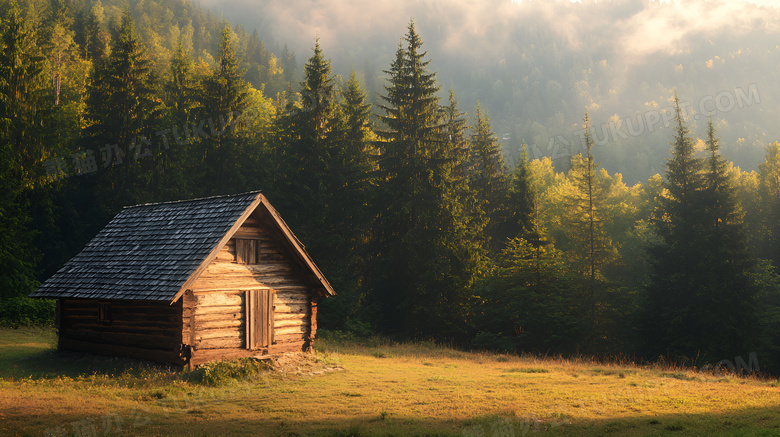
[471,331,515,353]
[472,236,583,354]
[645,96,763,362]
[500,142,535,244]
[0,296,55,326]
[369,21,483,339]
[184,358,266,386]
[758,142,780,268]
[0,4,42,304]
[0,0,777,375]
[468,103,508,251]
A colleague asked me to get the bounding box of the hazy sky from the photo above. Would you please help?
[194,0,780,181]
[199,0,780,68]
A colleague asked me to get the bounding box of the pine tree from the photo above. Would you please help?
[645,93,705,359]
[153,38,197,201]
[643,93,757,361]
[315,69,377,331]
[334,68,375,250]
[0,3,47,183]
[336,69,375,234]
[698,119,760,357]
[759,142,780,268]
[468,103,508,250]
[166,38,198,121]
[473,216,581,354]
[201,23,248,122]
[85,7,157,209]
[506,143,536,240]
[445,89,484,239]
[342,69,373,153]
[566,112,611,337]
[74,0,108,61]
[0,5,40,301]
[281,43,297,84]
[0,134,39,300]
[196,22,249,194]
[469,103,506,203]
[46,22,76,106]
[272,38,338,234]
[446,90,469,181]
[370,21,482,338]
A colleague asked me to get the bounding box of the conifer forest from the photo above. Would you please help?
[2,0,780,374]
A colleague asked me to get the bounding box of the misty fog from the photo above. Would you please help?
[200,0,780,182]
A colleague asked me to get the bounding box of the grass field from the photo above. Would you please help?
[0,327,779,436]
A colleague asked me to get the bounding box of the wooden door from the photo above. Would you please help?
[245,289,274,350]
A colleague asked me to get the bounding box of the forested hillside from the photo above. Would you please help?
[1,0,779,373]
[206,0,780,183]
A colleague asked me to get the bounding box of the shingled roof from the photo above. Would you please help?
[30,191,335,302]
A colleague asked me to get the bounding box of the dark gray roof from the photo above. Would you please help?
[30,191,262,301]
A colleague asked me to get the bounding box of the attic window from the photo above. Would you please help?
[235,239,259,264]
[98,303,111,324]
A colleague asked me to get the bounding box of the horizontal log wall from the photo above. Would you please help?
[189,291,245,350]
[186,210,313,361]
[60,298,184,365]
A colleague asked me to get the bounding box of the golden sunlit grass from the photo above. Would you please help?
[0,327,778,436]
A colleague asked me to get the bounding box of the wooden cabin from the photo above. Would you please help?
[30,191,335,367]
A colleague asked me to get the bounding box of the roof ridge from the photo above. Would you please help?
[122,190,263,209]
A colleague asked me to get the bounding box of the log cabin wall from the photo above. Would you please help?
[185,211,315,365]
[59,298,185,365]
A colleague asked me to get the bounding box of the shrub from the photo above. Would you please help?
[184,358,267,386]
[0,296,55,326]
[471,331,515,353]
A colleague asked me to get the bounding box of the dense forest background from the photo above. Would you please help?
[206,0,780,183]
[1,0,779,374]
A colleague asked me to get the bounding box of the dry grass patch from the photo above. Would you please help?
[1,328,779,436]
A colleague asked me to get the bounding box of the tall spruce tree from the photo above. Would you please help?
[566,113,611,337]
[445,89,484,242]
[74,0,108,61]
[272,38,338,239]
[446,89,470,182]
[332,68,374,250]
[468,103,508,250]
[643,94,760,361]
[152,38,197,201]
[644,93,706,359]
[508,144,536,238]
[196,22,249,194]
[370,21,481,338]
[0,3,47,183]
[0,4,41,300]
[699,119,761,357]
[759,142,780,268]
[316,69,376,331]
[85,7,157,210]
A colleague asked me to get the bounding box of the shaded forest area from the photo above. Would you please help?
[1,0,779,373]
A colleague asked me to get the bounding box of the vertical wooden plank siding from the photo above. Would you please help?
[244,289,274,350]
[245,290,253,349]
[267,289,275,347]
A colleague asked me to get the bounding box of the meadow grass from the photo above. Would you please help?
[0,327,778,436]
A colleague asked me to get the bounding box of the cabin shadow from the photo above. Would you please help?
[3,347,181,380]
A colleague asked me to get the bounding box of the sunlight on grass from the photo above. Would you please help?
[1,327,779,436]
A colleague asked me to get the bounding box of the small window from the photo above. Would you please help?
[98,302,111,324]
[236,239,259,264]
